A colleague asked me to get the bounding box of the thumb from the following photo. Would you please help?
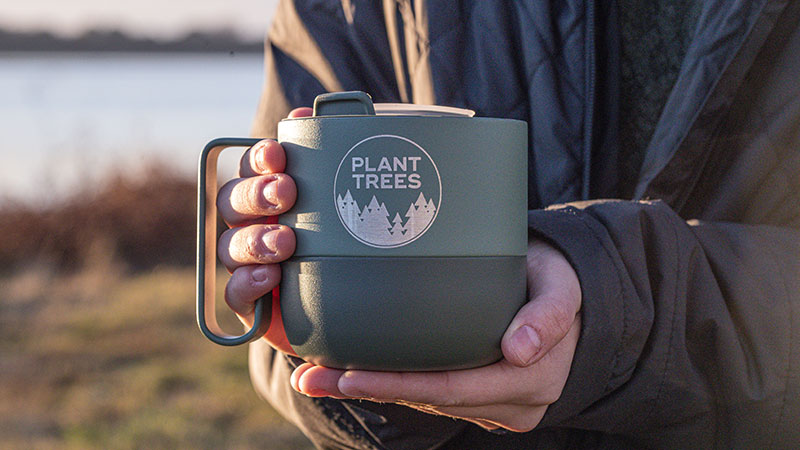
[288,107,313,118]
[501,241,581,367]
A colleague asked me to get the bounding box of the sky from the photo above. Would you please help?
[0,0,279,40]
[0,1,282,202]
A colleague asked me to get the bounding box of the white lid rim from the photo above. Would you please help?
[373,103,476,117]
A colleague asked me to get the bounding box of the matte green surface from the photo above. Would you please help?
[277,116,528,257]
[281,256,528,371]
[199,92,530,370]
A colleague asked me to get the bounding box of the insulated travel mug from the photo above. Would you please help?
[198,91,528,370]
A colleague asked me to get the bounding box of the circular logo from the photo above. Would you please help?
[334,135,441,248]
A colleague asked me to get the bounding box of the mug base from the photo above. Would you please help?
[280,255,527,371]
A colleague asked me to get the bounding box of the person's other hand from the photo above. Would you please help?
[290,239,582,432]
[218,107,311,352]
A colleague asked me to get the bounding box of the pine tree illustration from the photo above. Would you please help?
[405,192,435,236]
[337,190,362,232]
[360,195,392,242]
[425,197,436,214]
[405,202,419,235]
[367,195,381,213]
[414,192,427,210]
[390,213,406,238]
[339,190,436,245]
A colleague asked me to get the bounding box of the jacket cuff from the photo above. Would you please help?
[527,206,626,427]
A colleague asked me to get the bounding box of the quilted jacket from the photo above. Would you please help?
[248,1,800,448]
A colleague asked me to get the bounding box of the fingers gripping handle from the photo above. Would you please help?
[197,138,271,346]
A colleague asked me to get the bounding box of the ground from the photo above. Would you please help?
[0,265,313,449]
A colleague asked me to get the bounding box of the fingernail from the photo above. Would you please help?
[338,372,367,397]
[251,266,270,283]
[261,229,279,254]
[510,325,541,365]
[303,387,333,397]
[263,179,278,206]
[253,142,269,172]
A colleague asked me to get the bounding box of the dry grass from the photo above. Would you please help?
[0,265,313,449]
[0,169,312,449]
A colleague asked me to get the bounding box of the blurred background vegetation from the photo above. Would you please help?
[0,1,314,445]
[0,168,313,449]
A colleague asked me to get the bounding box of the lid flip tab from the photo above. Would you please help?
[312,91,476,117]
[313,91,376,116]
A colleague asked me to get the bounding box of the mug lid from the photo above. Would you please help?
[312,91,476,117]
[374,103,475,117]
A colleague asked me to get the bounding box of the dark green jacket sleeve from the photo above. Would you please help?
[530,200,800,448]
[535,5,800,446]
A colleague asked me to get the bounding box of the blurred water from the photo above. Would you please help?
[0,52,264,203]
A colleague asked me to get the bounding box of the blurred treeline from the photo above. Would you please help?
[0,165,196,274]
[0,27,263,53]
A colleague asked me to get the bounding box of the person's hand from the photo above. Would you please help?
[290,239,582,432]
[218,107,311,352]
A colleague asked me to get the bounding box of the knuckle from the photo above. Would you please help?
[261,264,281,285]
[252,174,295,215]
[223,227,264,264]
[244,266,276,291]
[231,180,254,216]
[245,230,263,259]
[250,176,273,210]
[224,265,280,315]
[246,225,295,263]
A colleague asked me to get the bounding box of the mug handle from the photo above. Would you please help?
[197,137,272,346]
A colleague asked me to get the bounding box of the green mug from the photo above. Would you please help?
[198,91,528,371]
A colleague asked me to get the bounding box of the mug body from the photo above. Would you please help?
[275,97,528,371]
